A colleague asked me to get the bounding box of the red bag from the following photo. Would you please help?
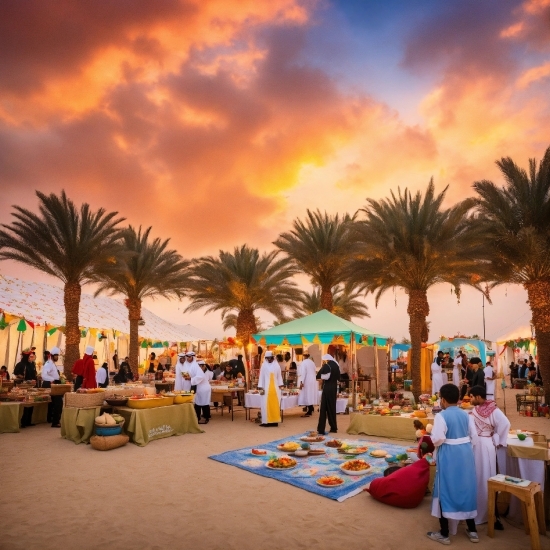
[366,458,429,508]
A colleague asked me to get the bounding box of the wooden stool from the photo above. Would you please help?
[488,479,546,550]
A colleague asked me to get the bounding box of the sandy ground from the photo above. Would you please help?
[1,388,548,550]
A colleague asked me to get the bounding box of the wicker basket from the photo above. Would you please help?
[64,392,105,408]
[51,384,73,396]
[104,387,145,397]
[90,434,129,451]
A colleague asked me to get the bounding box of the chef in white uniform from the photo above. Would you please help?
[298,350,318,417]
[174,352,192,391]
[42,347,62,427]
[190,356,212,424]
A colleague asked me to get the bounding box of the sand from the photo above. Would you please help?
[1,388,547,550]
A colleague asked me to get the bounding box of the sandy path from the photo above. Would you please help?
[1,391,546,550]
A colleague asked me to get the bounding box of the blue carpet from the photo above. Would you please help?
[209,432,410,501]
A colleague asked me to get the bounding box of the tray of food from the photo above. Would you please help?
[266,456,297,470]
[317,475,345,487]
[277,442,301,453]
[300,435,325,442]
[340,459,371,476]
[251,448,268,456]
[325,439,343,448]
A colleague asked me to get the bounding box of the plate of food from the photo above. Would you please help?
[266,456,297,470]
[307,448,326,456]
[300,435,325,442]
[317,475,345,488]
[325,439,343,448]
[339,459,371,476]
[277,442,301,453]
[369,449,389,458]
[337,446,368,455]
[251,448,268,456]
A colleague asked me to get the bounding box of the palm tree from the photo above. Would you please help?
[274,209,356,311]
[185,245,300,346]
[474,146,550,401]
[222,312,265,333]
[0,191,124,375]
[292,285,370,320]
[345,180,488,399]
[93,226,190,375]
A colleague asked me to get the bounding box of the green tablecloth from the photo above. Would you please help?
[347,413,430,440]
[115,403,203,446]
[0,402,50,433]
[61,406,102,444]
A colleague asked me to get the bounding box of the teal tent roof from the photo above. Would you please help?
[252,310,388,346]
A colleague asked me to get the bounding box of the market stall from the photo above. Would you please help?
[347,413,430,440]
[0,384,52,433]
[252,310,389,406]
[61,406,103,444]
[115,403,203,446]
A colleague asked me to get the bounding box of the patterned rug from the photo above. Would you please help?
[209,432,410,501]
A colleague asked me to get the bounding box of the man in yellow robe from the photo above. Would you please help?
[258,351,284,427]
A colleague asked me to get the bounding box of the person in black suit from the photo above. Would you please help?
[469,357,485,389]
[316,353,341,434]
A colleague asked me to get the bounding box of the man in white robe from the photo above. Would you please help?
[483,361,496,401]
[192,359,212,424]
[257,351,284,427]
[431,352,445,395]
[469,384,510,527]
[174,353,192,391]
[298,351,318,417]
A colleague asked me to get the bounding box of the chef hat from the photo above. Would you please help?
[264,351,274,358]
[85,345,94,355]
[185,351,196,356]
[50,347,61,355]
[322,353,334,361]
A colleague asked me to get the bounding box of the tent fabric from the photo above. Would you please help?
[252,309,388,346]
[0,275,202,342]
[434,338,488,365]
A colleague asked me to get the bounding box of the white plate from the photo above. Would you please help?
[339,461,371,476]
[266,462,297,471]
[316,477,345,488]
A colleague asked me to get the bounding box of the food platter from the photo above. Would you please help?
[337,447,368,455]
[277,442,301,453]
[316,476,345,488]
[266,457,297,470]
[325,439,343,448]
[251,449,268,456]
[300,436,325,442]
[339,459,371,476]
[369,449,389,458]
[307,448,326,456]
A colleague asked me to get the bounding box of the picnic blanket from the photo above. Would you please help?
[209,432,410,501]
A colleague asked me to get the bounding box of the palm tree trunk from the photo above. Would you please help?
[63,282,81,381]
[525,281,550,403]
[407,289,430,400]
[320,287,334,312]
[127,298,141,377]
[236,308,258,351]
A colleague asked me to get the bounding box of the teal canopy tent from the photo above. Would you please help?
[434,338,492,365]
[252,309,388,346]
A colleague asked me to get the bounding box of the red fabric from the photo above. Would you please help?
[366,459,429,508]
[72,358,85,376]
[417,435,435,458]
[80,355,97,388]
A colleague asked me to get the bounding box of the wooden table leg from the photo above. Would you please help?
[487,485,496,538]
[525,500,541,550]
[534,491,546,535]
[522,502,530,535]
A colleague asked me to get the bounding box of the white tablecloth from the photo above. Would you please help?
[244,393,299,410]
[318,391,348,413]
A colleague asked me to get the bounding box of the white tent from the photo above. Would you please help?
[0,275,209,372]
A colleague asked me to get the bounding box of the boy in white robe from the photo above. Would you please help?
[469,385,510,527]
[258,351,284,427]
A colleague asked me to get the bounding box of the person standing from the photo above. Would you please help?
[298,351,318,417]
[427,383,479,545]
[431,351,445,395]
[461,358,476,400]
[147,352,158,374]
[96,362,109,388]
[174,353,191,391]
[317,353,340,435]
[13,348,38,428]
[192,360,212,424]
[451,358,460,388]
[257,351,283,427]
[41,347,63,428]
[470,358,485,389]
[483,361,496,401]
[72,346,96,390]
[469,385,510,528]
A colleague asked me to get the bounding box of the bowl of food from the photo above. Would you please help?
[277,442,301,453]
[339,459,371,476]
[105,397,128,407]
[294,450,309,457]
[266,456,297,470]
[251,448,267,455]
[317,475,344,488]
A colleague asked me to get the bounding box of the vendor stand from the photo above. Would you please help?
[0,401,50,433]
[115,403,202,446]
[252,310,389,409]
[347,412,431,440]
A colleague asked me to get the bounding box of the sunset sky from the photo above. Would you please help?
[1,0,549,342]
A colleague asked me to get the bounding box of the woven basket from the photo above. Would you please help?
[90,434,129,451]
[104,387,145,397]
[51,384,73,396]
[64,392,105,408]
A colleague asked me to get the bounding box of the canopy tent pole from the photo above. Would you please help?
[14,329,22,369]
[351,332,357,410]
[374,338,379,398]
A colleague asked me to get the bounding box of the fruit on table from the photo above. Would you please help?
[413,410,427,418]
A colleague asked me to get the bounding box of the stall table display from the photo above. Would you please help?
[115,403,203,446]
[244,392,300,421]
[318,391,348,414]
[0,401,50,433]
[347,413,431,440]
[61,406,103,444]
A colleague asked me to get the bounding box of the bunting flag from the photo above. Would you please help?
[17,318,28,332]
[81,328,88,337]
[47,327,58,336]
